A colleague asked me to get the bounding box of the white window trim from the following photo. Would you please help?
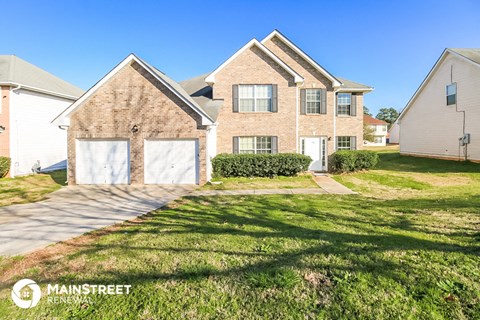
[239,136,272,154]
[446,83,457,106]
[305,89,321,114]
[239,85,272,112]
[337,136,353,150]
[337,93,352,116]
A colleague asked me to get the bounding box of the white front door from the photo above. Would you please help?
[144,139,198,184]
[76,140,130,184]
[302,137,327,171]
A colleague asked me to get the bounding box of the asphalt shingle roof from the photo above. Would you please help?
[0,55,83,98]
[449,48,480,65]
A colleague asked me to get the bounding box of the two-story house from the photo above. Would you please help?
[54,30,373,185]
[398,48,480,161]
[0,55,83,177]
[363,115,388,146]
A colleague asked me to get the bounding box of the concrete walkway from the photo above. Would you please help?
[313,175,357,194]
[193,175,355,196]
[0,185,195,256]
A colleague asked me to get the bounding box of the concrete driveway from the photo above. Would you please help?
[0,185,195,256]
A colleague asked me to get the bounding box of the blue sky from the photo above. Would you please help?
[1,0,479,115]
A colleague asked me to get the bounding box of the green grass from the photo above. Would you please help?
[0,156,479,319]
[202,174,318,190]
[0,170,66,207]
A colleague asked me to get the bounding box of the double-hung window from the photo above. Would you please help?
[239,85,272,112]
[446,83,456,105]
[306,89,321,114]
[337,93,351,115]
[336,136,356,150]
[239,136,272,154]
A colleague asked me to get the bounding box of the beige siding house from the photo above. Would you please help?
[55,30,373,185]
[398,48,480,161]
[363,115,388,146]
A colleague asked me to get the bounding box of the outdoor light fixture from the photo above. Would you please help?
[131,125,139,133]
[0,125,5,133]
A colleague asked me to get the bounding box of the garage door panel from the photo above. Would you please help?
[76,140,130,185]
[144,140,198,184]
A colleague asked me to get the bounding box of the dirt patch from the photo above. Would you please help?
[400,173,473,187]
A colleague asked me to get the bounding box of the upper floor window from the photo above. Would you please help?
[239,85,272,112]
[337,93,351,115]
[306,89,321,114]
[446,83,456,105]
[382,125,387,132]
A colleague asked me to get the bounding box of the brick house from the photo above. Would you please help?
[54,30,373,185]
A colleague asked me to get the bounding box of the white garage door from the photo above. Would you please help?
[144,139,198,184]
[76,140,130,184]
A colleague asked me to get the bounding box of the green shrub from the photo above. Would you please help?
[330,150,378,173]
[212,153,311,178]
[0,156,10,178]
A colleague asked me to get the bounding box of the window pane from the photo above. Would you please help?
[239,137,255,153]
[447,94,456,105]
[337,136,352,150]
[337,93,351,115]
[307,102,320,114]
[255,85,272,98]
[446,84,456,95]
[239,99,254,112]
[256,98,271,112]
[239,85,254,98]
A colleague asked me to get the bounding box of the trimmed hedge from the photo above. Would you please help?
[330,150,378,173]
[0,156,11,178]
[212,153,312,178]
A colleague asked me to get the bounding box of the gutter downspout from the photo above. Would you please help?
[296,82,305,153]
[332,86,340,152]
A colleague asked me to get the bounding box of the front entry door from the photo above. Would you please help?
[302,137,327,171]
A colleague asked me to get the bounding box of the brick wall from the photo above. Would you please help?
[213,36,364,156]
[68,62,208,185]
[212,45,297,153]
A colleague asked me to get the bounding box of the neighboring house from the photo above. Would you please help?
[0,55,83,177]
[363,115,388,146]
[54,30,373,185]
[398,48,480,161]
[388,119,400,144]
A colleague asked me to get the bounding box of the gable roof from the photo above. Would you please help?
[53,54,214,126]
[399,48,480,121]
[364,114,387,125]
[204,38,304,85]
[261,30,342,88]
[0,55,83,99]
[180,74,223,120]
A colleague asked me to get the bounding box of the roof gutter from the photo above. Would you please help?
[0,82,80,100]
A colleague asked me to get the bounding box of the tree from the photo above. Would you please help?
[363,122,376,142]
[376,107,399,128]
[363,106,372,116]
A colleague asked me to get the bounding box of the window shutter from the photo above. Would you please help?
[351,136,357,150]
[271,84,278,112]
[232,85,239,112]
[335,136,338,151]
[271,136,278,154]
[320,89,327,114]
[233,136,239,154]
[335,93,338,116]
[300,89,306,114]
[351,93,357,116]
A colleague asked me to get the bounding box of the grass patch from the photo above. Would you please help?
[0,155,479,318]
[202,174,318,190]
[0,170,66,207]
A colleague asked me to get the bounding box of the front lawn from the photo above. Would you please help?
[0,170,66,207]
[0,155,479,318]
